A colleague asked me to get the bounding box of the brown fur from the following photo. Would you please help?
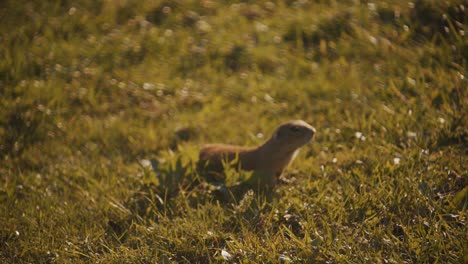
[197,120,316,187]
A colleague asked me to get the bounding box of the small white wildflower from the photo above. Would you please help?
[140,159,151,168]
[407,77,416,86]
[255,22,269,32]
[221,249,232,261]
[264,94,274,103]
[407,131,417,139]
[355,131,363,139]
[273,35,282,44]
[54,64,63,72]
[68,7,76,15]
[164,29,173,37]
[196,21,212,33]
[143,82,155,90]
[280,254,291,262]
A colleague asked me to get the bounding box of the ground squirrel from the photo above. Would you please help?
[198,120,316,188]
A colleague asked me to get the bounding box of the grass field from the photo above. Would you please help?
[1,0,466,263]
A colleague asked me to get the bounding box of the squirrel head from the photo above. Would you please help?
[271,120,316,152]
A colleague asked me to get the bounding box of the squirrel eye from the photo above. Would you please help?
[290,126,300,132]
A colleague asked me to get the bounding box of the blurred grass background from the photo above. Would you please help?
[0,0,466,263]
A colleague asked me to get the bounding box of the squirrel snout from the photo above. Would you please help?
[309,126,316,135]
[303,123,316,139]
[307,126,316,142]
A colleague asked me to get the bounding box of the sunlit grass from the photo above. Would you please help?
[1,0,466,263]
